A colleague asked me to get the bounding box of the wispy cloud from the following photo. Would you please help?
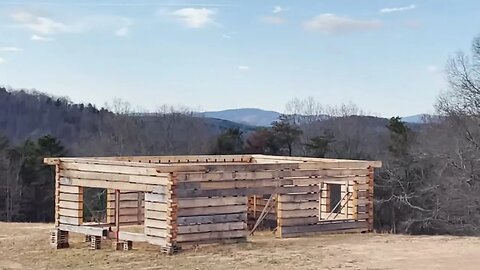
[0,57,6,64]
[261,5,287,25]
[260,16,285,25]
[11,10,133,39]
[11,11,70,35]
[380,4,416,14]
[304,14,381,35]
[222,33,232,39]
[31,34,52,41]
[114,18,133,37]
[169,8,216,28]
[272,6,286,14]
[238,65,249,71]
[0,47,22,52]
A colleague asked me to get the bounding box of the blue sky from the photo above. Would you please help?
[1,0,479,117]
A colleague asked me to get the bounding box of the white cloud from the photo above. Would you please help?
[261,16,285,25]
[11,11,70,35]
[272,6,286,14]
[380,4,416,14]
[222,34,232,39]
[114,18,132,37]
[0,47,22,52]
[115,27,129,37]
[238,65,249,71]
[11,11,133,39]
[303,14,382,35]
[0,57,5,64]
[31,34,52,41]
[170,8,216,28]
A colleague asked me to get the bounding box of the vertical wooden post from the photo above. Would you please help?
[115,189,120,239]
[275,194,282,238]
[54,164,60,227]
[367,166,374,232]
[137,192,143,225]
[253,195,257,219]
[164,172,179,254]
[352,180,359,220]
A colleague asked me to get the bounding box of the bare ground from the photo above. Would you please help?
[1,222,480,270]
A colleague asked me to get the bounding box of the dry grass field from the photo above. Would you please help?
[1,222,480,270]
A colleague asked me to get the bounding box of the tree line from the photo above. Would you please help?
[2,35,480,235]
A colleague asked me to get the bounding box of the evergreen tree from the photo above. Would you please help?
[212,128,244,154]
[271,114,302,156]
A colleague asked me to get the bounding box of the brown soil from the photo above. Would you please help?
[0,222,479,270]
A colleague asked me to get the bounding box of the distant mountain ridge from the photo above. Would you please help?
[201,108,281,127]
[202,108,429,126]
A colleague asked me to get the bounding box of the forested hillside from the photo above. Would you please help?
[2,36,480,235]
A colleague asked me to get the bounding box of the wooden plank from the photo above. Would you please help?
[145,210,168,220]
[177,186,319,198]
[145,218,168,229]
[145,201,168,212]
[278,217,319,226]
[59,215,82,225]
[279,221,367,234]
[59,185,82,194]
[277,209,317,218]
[59,177,164,192]
[178,213,247,226]
[178,205,246,217]
[58,224,108,237]
[118,231,147,242]
[54,155,252,164]
[145,192,168,202]
[278,193,319,203]
[278,201,318,211]
[145,227,168,238]
[59,192,82,202]
[59,208,82,218]
[251,155,381,168]
[178,222,246,234]
[176,230,247,242]
[176,169,369,182]
[157,163,303,173]
[178,196,247,208]
[60,161,163,176]
[60,169,169,185]
[59,201,82,210]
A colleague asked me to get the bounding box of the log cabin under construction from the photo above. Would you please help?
[44,154,381,254]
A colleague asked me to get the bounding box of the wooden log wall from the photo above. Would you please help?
[176,196,248,245]
[276,169,372,238]
[144,191,170,247]
[57,183,83,226]
[174,167,373,244]
[106,191,144,225]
